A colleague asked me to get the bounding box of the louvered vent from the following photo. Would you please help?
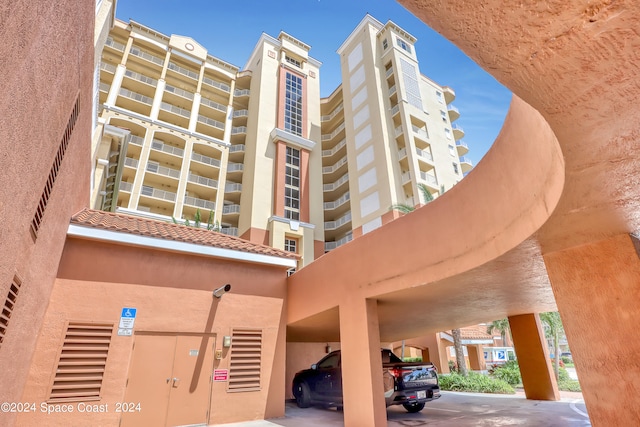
[0,276,22,349]
[228,329,262,391]
[48,322,113,402]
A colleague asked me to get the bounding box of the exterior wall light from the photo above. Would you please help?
[213,283,231,298]
[223,336,232,348]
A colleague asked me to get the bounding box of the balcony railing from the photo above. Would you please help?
[124,69,158,86]
[227,162,244,172]
[197,115,224,130]
[187,172,218,188]
[389,85,397,96]
[105,37,125,51]
[151,139,185,157]
[203,76,230,92]
[159,102,190,118]
[419,171,438,187]
[415,147,434,162]
[119,88,153,105]
[191,152,220,167]
[321,103,344,122]
[324,192,350,210]
[124,157,139,168]
[140,185,176,202]
[167,61,199,80]
[146,162,181,179]
[321,123,345,141]
[234,89,250,97]
[385,67,394,78]
[165,84,194,100]
[100,62,117,73]
[323,173,349,192]
[390,104,400,116]
[395,125,404,137]
[324,211,352,231]
[200,97,226,113]
[233,109,249,118]
[129,135,145,146]
[99,82,110,93]
[225,182,242,192]
[119,181,133,192]
[221,227,239,236]
[129,47,164,67]
[229,144,245,153]
[322,139,346,157]
[324,232,353,251]
[398,147,407,159]
[412,125,429,141]
[323,155,348,174]
[184,196,215,210]
[222,204,241,215]
[232,126,247,135]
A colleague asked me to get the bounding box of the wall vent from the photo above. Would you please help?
[31,95,81,239]
[0,276,22,350]
[48,322,113,402]
[228,329,262,392]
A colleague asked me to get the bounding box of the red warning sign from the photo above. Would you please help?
[214,369,229,381]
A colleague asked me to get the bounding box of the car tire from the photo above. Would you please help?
[294,382,312,408]
[403,402,425,413]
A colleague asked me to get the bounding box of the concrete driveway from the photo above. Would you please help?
[212,391,590,427]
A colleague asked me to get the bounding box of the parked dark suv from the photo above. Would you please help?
[292,349,440,413]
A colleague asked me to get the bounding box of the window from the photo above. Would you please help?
[0,275,22,350]
[400,58,422,109]
[453,163,459,175]
[396,37,412,54]
[229,329,262,391]
[445,128,452,140]
[285,55,301,68]
[284,147,301,221]
[318,353,340,369]
[49,322,114,402]
[441,110,448,122]
[284,72,303,136]
[382,38,388,50]
[448,145,456,156]
[436,90,444,103]
[284,238,297,253]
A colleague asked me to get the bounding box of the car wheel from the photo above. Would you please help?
[294,382,311,408]
[403,402,425,413]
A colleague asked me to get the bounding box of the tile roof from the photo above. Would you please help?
[446,326,493,341]
[70,209,299,260]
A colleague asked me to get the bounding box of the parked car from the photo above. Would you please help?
[560,352,573,362]
[292,349,440,413]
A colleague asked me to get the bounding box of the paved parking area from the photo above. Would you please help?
[212,391,590,427]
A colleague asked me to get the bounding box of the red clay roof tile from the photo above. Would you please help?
[70,209,299,260]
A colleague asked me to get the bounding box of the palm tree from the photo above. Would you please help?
[486,318,511,346]
[451,328,468,376]
[539,312,565,380]
[390,183,434,213]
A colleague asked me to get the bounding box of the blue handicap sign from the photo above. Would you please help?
[121,308,137,319]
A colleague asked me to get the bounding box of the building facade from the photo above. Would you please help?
[93,14,472,262]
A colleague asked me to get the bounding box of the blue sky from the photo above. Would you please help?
[115,0,512,165]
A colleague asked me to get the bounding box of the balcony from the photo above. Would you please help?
[412,125,429,142]
[197,115,224,130]
[229,144,245,154]
[232,126,247,135]
[385,67,394,78]
[321,123,345,142]
[165,84,194,101]
[225,182,242,193]
[119,181,133,192]
[395,125,404,137]
[184,195,215,210]
[221,227,239,237]
[129,135,145,146]
[100,62,117,74]
[167,61,199,80]
[119,88,153,105]
[324,232,353,251]
[227,162,244,173]
[389,85,397,96]
[442,86,456,104]
[99,82,110,94]
[124,69,158,87]
[324,192,350,211]
[324,211,352,231]
[233,109,249,119]
[161,102,190,119]
[234,89,250,97]
[200,97,227,114]
[151,139,185,158]
[187,172,218,189]
[419,171,439,190]
[447,104,460,121]
[415,147,434,163]
[321,103,344,122]
[105,37,125,52]
[397,147,407,160]
[146,162,181,180]
[456,140,469,156]
[390,104,400,116]
[402,171,412,185]
[323,173,349,192]
[129,47,164,67]
[190,152,221,177]
[322,155,348,175]
[222,204,241,215]
[140,185,176,202]
[124,157,139,169]
[460,156,474,173]
[203,76,230,93]
[452,124,465,140]
[322,138,346,158]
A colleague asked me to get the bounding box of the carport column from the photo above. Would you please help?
[467,345,485,371]
[508,313,560,400]
[544,233,640,426]
[421,333,450,373]
[339,298,387,427]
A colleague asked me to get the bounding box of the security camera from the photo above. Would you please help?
[213,284,231,298]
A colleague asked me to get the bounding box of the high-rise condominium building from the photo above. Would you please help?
[93,14,471,268]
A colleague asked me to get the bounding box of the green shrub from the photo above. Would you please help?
[490,361,522,386]
[558,379,581,392]
[561,356,572,365]
[558,367,570,382]
[439,371,515,394]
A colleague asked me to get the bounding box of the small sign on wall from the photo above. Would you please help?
[213,369,228,381]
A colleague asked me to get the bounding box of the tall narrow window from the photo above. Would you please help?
[284,237,298,253]
[284,72,303,136]
[284,147,301,221]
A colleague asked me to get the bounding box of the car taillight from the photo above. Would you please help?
[390,368,403,378]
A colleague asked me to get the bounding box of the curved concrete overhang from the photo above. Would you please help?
[288,0,640,342]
